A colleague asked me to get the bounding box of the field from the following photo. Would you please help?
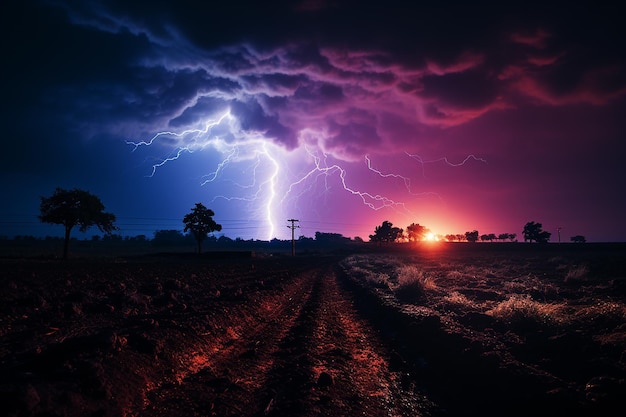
[1,243,625,416]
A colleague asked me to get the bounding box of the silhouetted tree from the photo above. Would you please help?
[217,235,233,244]
[465,230,479,243]
[315,231,348,242]
[523,221,551,243]
[570,235,586,243]
[406,223,429,242]
[39,187,117,259]
[369,220,403,244]
[153,229,187,246]
[132,234,148,242]
[183,203,222,253]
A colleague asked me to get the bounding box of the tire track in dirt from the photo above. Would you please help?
[140,262,433,416]
[140,266,324,416]
[255,264,432,417]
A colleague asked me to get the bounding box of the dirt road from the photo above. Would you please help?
[141,261,429,417]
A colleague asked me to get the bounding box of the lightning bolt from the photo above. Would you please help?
[364,154,444,200]
[201,141,279,239]
[283,146,411,213]
[405,152,487,177]
[128,110,485,240]
[127,110,280,240]
[127,111,233,177]
[365,155,412,191]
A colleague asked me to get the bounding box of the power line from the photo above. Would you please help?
[287,219,300,256]
[0,211,378,240]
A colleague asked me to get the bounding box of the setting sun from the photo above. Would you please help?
[425,232,437,241]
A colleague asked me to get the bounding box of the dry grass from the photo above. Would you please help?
[340,255,405,289]
[572,300,626,324]
[338,244,626,411]
[342,247,626,336]
[341,257,439,303]
[486,294,567,326]
[396,265,436,290]
[393,264,436,303]
[563,264,590,283]
[443,291,478,309]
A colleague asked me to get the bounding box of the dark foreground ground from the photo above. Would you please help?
[1,243,625,416]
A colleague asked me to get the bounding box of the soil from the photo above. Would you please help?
[1,244,625,416]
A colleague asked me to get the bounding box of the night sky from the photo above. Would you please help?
[2,1,625,242]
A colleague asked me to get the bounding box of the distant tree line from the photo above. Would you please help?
[368,220,585,245]
[443,232,518,242]
[367,220,521,244]
[29,187,588,258]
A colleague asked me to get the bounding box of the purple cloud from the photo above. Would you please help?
[3,1,626,241]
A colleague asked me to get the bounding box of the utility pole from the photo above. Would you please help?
[287,219,300,256]
[557,227,562,244]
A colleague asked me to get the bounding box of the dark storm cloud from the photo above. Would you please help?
[169,96,230,128]
[325,108,382,158]
[420,71,501,111]
[229,100,299,148]
[7,1,626,157]
[2,0,626,242]
[502,24,626,106]
[240,73,307,98]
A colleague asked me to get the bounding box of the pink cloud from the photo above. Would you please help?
[527,53,563,67]
[116,32,626,165]
[426,51,485,75]
[418,99,509,127]
[509,65,626,106]
[510,29,552,49]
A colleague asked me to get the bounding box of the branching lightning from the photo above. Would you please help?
[127,110,280,239]
[283,146,410,213]
[127,110,485,240]
[405,152,487,177]
[364,155,444,200]
[365,155,412,191]
[127,111,233,177]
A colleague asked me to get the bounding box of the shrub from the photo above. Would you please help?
[564,264,589,283]
[394,265,435,303]
[573,301,626,327]
[340,255,407,289]
[443,291,477,309]
[486,294,565,326]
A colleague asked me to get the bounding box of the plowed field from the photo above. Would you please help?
[1,244,625,416]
